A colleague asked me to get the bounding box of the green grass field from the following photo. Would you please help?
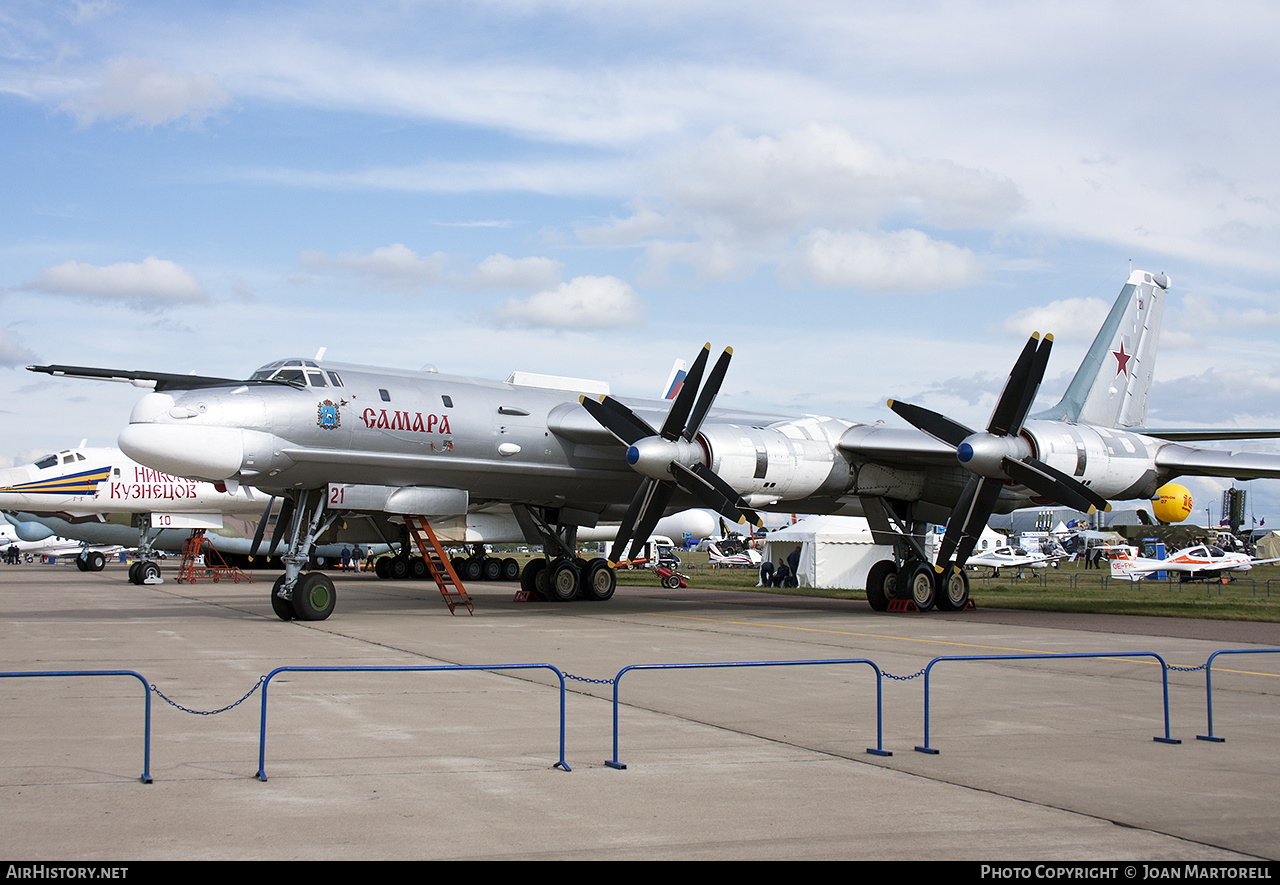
[657,554,1280,622]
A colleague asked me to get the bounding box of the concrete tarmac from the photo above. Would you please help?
[2,561,1278,861]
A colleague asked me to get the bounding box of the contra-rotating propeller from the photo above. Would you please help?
[580,343,762,564]
[889,332,1111,574]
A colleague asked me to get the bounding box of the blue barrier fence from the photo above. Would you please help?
[604,657,888,770]
[1196,648,1280,742]
[256,663,570,780]
[913,651,1181,754]
[0,669,153,783]
[6,646,1280,782]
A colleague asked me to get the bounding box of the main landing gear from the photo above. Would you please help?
[519,556,617,602]
[511,504,618,603]
[864,557,970,612]
[860,498,970,613]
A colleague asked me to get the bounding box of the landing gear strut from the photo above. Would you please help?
[511,504,617,603]
[270,489,343,622]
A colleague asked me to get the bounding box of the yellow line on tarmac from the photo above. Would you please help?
[645,612,1280,678]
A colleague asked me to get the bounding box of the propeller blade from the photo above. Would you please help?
[935,475,1004,570]
[684,347,732,440]
[626,481,676,563]
[987,333,1041,437]
[608,480,652,564]
[580,395,657,447]
[1002,456,1111,514]
[953,478,1005,567]
[1007,334,1053,434]
[267,494,295,557]
[661,343,709,441]
[669,462,758,525]
[888,399,974,448]
[249,496,275,557]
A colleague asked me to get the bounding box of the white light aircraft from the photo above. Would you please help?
[963,545,1063,576]
[707,543,763,567]
[31,270,1280,620]
[1108,544,1280,581]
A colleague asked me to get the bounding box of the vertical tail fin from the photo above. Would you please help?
[1034,270,1169,428]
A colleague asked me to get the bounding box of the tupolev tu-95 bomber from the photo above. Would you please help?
[29,270,1280,621]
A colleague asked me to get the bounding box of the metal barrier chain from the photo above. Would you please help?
[150,675,265,715]
[883,668,926,681]
[1167,662,1208,672]
[563,672,615,685]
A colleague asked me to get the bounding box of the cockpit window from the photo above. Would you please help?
[249,360,334,388]
[35,454,57,469]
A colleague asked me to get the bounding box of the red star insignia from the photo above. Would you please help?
[1113,342,1131,376]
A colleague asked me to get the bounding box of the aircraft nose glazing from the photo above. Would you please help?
[118,423,244,482]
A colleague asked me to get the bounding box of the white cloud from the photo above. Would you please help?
[0,329,38,368]
[495,276,643,329]
[782,228,980,292]
[998,297,1114,342]
[58,56,229,127]
[470,254,562,291]
[20,257,207,304]
[301,243,448,288]
[300,245,563,293]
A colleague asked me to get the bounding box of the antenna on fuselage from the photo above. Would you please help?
[315,347,327,361]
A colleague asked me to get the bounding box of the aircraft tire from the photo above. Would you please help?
[501,558,521,582]
[546,559,580,602]
[409,556,427,580]
[138,561,161,584]
[865,560,895,611]
[582,558,616,601]
[520,558,547,597]
[464,558,484,581]
[389,557,410,579]
[293,573,336,621]
[482,557,503,581]
[128,562,141,584]
[662,573,681,589]
[271,575,296,621]
[908,562,936,611]
[935,566,970,611]
[374,557,391,579]
[87,551,106,572]
[75,556,88,572]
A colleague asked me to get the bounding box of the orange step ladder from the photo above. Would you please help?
[176,529,253,584]
[403,516,473,615]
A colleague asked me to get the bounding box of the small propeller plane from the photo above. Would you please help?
[1107,544,1280,582]
[963,545,1064,577]
[28,269,1280,620]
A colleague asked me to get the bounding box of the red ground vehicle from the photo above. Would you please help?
[653,564,688,589]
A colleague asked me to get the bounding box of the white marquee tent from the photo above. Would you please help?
[762,516,893,590]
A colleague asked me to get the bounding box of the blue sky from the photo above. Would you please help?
[3,1,1280,526]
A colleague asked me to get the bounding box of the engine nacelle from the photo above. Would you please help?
[698,417,853,506]
[1021,420,1163,500]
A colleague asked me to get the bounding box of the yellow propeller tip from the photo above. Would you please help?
[1044,333,1054,342]
[934,565,945,574]
[886,398,895,408]
[724,345,733,355]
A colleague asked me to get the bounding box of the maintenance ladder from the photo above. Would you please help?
[176,530,252,584]
[403,516,473,615]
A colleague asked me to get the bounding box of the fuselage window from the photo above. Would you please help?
[442,395,453,408]
[306,371,327,388]
[35,455,57,469]
[379,389,391,402]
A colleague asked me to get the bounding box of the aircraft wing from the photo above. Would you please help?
[1154,444,1280,480]
[27,364,284,392]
